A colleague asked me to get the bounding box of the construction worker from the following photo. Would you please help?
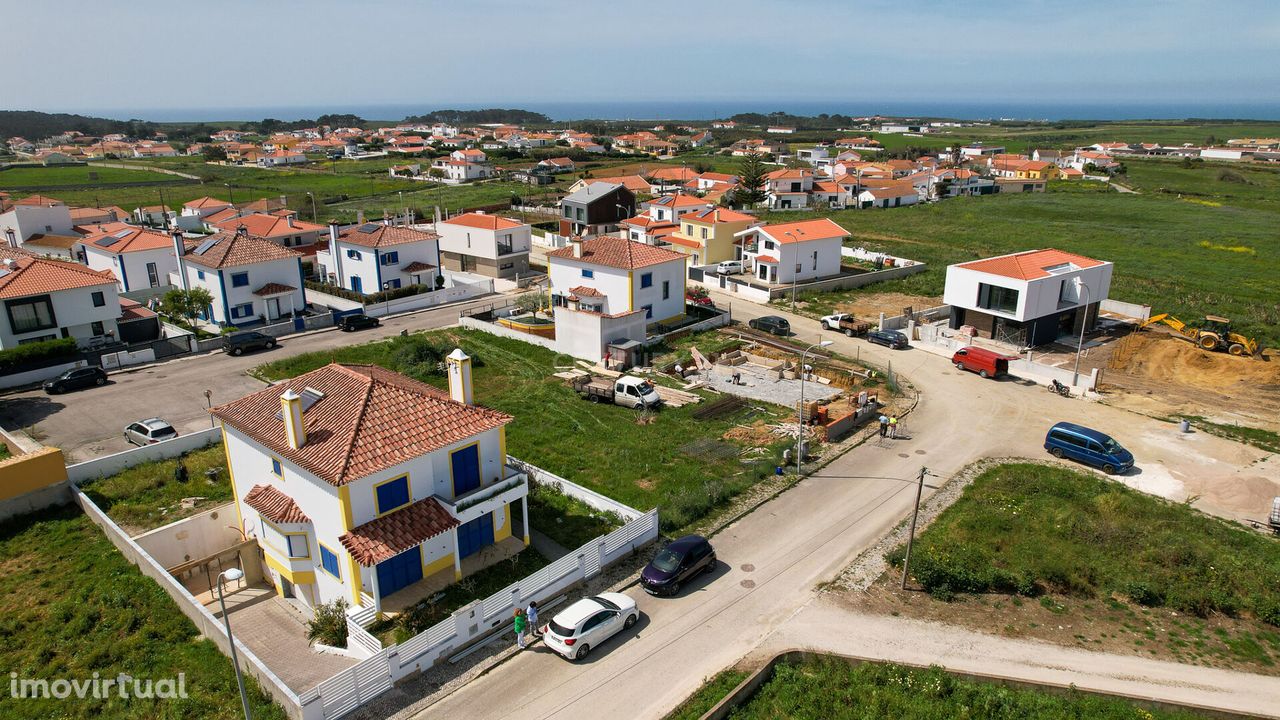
[889,415,899,439]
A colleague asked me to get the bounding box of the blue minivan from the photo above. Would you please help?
[1044,422,1134,474]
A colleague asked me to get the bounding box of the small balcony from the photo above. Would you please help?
[438,465,528,525]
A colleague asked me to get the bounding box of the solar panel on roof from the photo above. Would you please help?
[192,237,223,255]
[275,387,326,420]
[357,223,380,234]
[113,229,133,238]
[0,269,10,279]
[94,235,124,248]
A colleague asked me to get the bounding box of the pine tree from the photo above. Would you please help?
[737,152,767,207]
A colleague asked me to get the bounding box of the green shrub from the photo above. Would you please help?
[0,337,78,372]
[306,599,349,648]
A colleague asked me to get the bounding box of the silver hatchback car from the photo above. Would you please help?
[124,418,178,446]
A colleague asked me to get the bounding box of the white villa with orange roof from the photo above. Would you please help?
[943,248,1113,346]
[434,212,531,279]
[76,223,180,292]
[212,354,531,615]
[734,218,847,284]
[175,227,307,326]
[546,237,687,362]
[0,252,123,349]
[316,221,441,295]
[764,168,815,209]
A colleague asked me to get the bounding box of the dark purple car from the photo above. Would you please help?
[639,535,716,596]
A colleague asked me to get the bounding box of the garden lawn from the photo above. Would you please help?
[775,189,1280,346]
[79,444,232,534]
[255,329,792,531]
[726,656,1209,720]
[527,483,622,551]
[892,463,1280,625]
[0,506,285,720]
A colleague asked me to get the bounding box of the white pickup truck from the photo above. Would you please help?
[575,375,662,409]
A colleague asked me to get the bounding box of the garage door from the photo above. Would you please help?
[376,545,423,598]
[457,513,494,559]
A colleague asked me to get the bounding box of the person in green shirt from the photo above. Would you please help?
[513,608,528,650]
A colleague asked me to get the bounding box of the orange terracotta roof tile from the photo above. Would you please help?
[439,213,524,231]
[182,230,302,269]
[0,256,117,299]
[338,223,438,249]
[547,236,686,270]
[340,497,458,566]
[252,282,296,296]
[683,207,757,224]
[79,223,175,254]
[244,484,309,524]
[212,364,511,486]
[215,213,324,239]
[956,249,1105,280]
[758,218,848,244]
[568,285,603,297]
[402,261,436,272]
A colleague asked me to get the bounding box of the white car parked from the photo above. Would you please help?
[541,593,639,661]
[715,260,743,275]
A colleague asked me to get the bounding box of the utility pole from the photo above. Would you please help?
[900,466,927,591]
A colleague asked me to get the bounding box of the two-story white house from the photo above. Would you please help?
[0,251,123,349]
[736,218,846,285]
[434,212,531,280]
[943,248,1113,347]
[212,354,531,614]
[76,223,179,293]
[546,237,686,362]
[175,228,307,326]
[315,222,441,294]
[764,168,815,209]
[431,157,492,182]
[642,193,713,223]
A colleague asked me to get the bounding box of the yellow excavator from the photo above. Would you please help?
[1139,313,1260,356]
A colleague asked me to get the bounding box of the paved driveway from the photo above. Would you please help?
[409,289,1276,720]
[0,296,502,462]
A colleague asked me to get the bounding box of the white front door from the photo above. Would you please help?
[266,297,281,321]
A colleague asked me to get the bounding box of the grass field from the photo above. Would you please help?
[0,164,180,187]
[771,189,1280,346]
[724,656,1209,719]
[0,507,285,719]
[1120,158,1280,212]
[960,121,1280,154]
[78,444,231,534]
[664,669,749,720]
[893,463,1280,627]
[254,329,792,531]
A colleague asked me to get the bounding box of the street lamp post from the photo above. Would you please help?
[216,568,252,720]
[796,340,833,477]
[224,183,234,206]
[305,192,317,222]
[204,389,214,429]
[1071,277,1091,388]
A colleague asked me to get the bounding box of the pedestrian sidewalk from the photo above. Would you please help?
[763,598,1280,719]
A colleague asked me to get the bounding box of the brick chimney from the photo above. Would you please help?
[281,389,306,449]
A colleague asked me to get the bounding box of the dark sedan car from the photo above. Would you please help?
[223,331,277,356]
[640,534,716,596]
[748,315,790,336]
[43,367,108,394]
[338,314,380,332]
[867,329,909,349]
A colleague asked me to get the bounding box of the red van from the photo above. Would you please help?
[951,346,1011,379]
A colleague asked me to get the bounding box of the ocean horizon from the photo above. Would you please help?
[28,100,1280,124]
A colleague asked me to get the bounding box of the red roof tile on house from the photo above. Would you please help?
[439,213,524,231]
[568,285,603,297]
[78,223,174,254]
[956,249,1105,281]
[337,224,438,249]
[682,207,757,224]
[547,236,686,270]
[0,256,117,299]
[215,213,324,239]
[339,497,458,566]
[182,230,302,269]
[402,261,436,273]
[252,282,296,296]
[757,218,848,244]
[212,364,511,487]
[244,484,310,524]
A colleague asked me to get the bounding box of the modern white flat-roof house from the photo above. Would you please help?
[212,353,530,615]
[434,212,531,280]
[0,196,75,245]
[176,228,307,326]
[0,252,122,349]
[943,248,1113,347]
[315,222,441,295]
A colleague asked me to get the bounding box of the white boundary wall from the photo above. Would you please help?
[458,316,558,351]
[67,427,222,484]
[507,456,641,520]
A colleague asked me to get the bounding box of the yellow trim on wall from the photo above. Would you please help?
[317,543,342,580]
[627,270,634,311]
[423,550,455,578]
[0,447,66,502]
[263,552,316,586]
[499,427,507,466]
[220,427,244,534]
[261,517,312,560]
[493,504,513,543]
[270,456,283,478]
[337,485,363,605]
[372,474,412,517]
[449,440,482,499]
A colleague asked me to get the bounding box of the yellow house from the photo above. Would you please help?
[1016,161,1060,180]
[666,207,761,266]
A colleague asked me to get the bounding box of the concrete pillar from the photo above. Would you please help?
[521,496,530,546]
[451,530,462,581]
[369,567,381,615]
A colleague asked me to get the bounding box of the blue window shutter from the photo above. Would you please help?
[271,458,282,476]
[582,269,594,278]
[375,477,410,514]
[320,546,341,578]
[451,445,481,497]
[641,272,653,288]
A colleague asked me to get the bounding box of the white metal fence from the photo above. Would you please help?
[304,507,660,719]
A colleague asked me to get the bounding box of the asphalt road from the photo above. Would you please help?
[0,296,505,462]
[409,288,1275,720]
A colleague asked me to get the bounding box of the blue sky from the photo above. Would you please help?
[2,0,1277,114]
